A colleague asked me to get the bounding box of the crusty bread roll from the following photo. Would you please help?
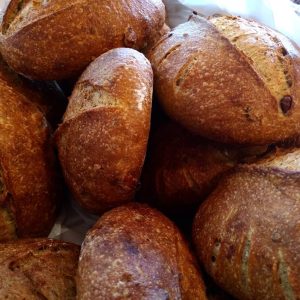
[0,65,62,242]
[193,148,300,300]
[77,203,207,300]
[140,122,269,215]
[0,0,165,80]
[148,15,300,145]
[55,48,153,214]
[0,239,79,299]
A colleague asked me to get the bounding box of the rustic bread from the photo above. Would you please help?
[0,0,165,80]
[55,48,153,214]
[193,148,300,300]
[0,69,62,241]
[77,203,207,300]
[0,239,79,299]
[148,15,300,145]
[139,121,269,215]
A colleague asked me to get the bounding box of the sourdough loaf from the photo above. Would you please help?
[0,0,165,80]
[55,48,153,214]
[148,15,300,144]
[193,148,300,299]
[0,61,62,241]
[77,203,207,300]
[0,239,79,299]
[139,122,269,215]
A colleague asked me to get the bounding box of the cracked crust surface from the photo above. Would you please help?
[0,66,61,240]
[0,0,165,80]
[55,48,153,214]
[210,15,293,103]
[77,203,207,300]
[193,148,300,300]
[148,15,300,145]
[0,239,80,299]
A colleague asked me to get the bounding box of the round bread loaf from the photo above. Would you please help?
[0,0,165,80]
[140,122,269,215]
[55,48,153,214]
[148,15,300,145]
[77,203,207,300]
[193,148,300,300]
[0,67,62,242]
[0,239,80,299]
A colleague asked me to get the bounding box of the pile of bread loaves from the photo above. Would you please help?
[0,0,299,299]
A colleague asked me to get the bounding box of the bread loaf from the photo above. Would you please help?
[0,239,79,299]
[193,148,300,299]
[77,203,207,300]
[148,15,300,145]
[0,63,62,241]
[139,122,269,215]
[55,48,153,214]
[0,0,165,80]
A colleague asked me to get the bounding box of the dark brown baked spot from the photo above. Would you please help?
[124,26,137,48]
[211,239,222,262]
[281,47,289,56]
[121,273,133,282]
[280,96,293,114]
[286,75,293,87]
[243,106,256,122]
[271,232,282,243]
[226,245,235,260]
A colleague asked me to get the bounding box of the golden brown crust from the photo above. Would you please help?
[148,15,300,145]
[140,122,270,215]
[55,48,153,214]
[0,238,80,299]
[0,70,62,241]
[0,0,165,80]
[193,148,300,300]
[77,203,207,300]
